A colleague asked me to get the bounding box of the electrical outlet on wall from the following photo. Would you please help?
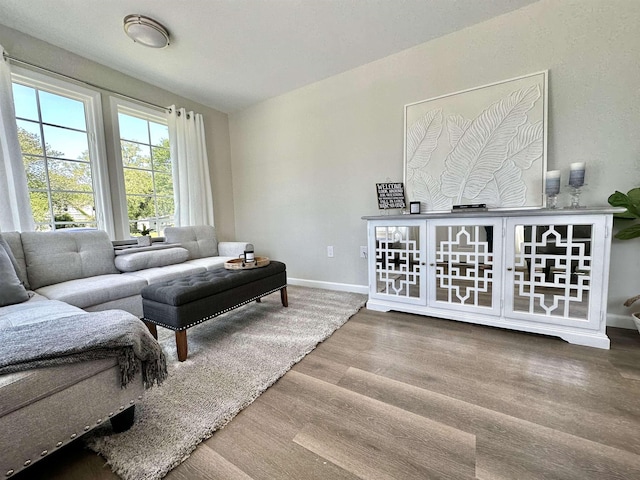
[327,246,334,258]
[360,246,368,259]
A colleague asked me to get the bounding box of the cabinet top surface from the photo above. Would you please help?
[362,206,625,221]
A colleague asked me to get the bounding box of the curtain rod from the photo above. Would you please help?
[3,52,169,113]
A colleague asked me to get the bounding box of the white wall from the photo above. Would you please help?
[229,0,640,326]
[0,25,236,242]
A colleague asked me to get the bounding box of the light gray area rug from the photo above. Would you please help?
[86,286,367,480]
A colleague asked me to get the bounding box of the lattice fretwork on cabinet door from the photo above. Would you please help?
[505,216,605,331]
[428,219,502,316]
[369,221,426,305]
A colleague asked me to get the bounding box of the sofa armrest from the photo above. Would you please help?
[218,242,251,257]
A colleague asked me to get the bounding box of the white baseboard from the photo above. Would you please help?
[288,278,368,295]
[607,313,638,330]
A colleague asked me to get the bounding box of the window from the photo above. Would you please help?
[113,101,174,237]
[8,68,173,240]
[11,69,111,233]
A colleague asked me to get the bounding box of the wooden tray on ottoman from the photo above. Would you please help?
[224,256,270,270]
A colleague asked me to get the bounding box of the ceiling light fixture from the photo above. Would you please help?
[123,14,170,48]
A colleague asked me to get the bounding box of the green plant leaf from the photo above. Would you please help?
[627,187,640,206]
[608,189,640,218]
[615,223,640,240]
[608,190,631,208]
[614,212,637,219]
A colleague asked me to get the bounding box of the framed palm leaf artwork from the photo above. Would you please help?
[404,71,548,212]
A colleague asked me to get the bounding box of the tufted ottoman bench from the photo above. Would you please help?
[141,261,287,361]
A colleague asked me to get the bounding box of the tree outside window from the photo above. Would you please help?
[118,111,174,237]
[13,82,97,231]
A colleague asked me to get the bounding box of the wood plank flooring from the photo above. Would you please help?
[13,309,640,480]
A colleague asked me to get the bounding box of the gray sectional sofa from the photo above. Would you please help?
[0,225,248,477]
[19,225,249,317]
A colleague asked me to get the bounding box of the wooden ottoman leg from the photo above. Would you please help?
[176,330,188,362]
[280,286,288,307]
[256,297,262,303]
[144,321,158,339]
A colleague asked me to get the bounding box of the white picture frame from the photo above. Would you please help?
[404,71,548,212]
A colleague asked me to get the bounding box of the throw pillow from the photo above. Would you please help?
[114,247,190,272]
[0,242,30,307]
[0,235,23,280]
[0,232,30,289]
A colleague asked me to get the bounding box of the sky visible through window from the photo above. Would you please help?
[13,83,88,159]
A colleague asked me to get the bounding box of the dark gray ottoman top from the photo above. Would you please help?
[141,261,286,306]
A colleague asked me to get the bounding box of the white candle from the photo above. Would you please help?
[545,170,561,195]
[569,162,586,187]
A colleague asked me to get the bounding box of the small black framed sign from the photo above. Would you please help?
[376,183,406,210]
[409,201,421,214]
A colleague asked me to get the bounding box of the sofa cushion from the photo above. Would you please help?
[184,256,236,271]
[35,274,147,309]
[125,263,206,284]
[0,243,29,307]
[84,295,144,318]
[114,247,190,272]
[21,230,119,290]
[163,225,218,259]
[0,298,84,329]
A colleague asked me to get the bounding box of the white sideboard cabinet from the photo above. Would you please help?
[363,208,623,349]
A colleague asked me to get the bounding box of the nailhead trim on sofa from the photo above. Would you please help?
[3,396,142,477]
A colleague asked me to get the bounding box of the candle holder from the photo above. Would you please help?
[568,185,587,209]
[567,163,586,209]
[545,170,561,209]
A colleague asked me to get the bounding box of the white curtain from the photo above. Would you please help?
[0,47,34,232]
[166,106,214,227]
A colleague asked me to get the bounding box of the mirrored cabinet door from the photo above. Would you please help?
[504,216,606,330]
[368,221,426,305]
[428,219,502,315]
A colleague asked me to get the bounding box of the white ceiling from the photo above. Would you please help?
[0,0,538,113]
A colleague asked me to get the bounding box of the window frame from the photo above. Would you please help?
[11,66,114,237]
[109,96,173,238]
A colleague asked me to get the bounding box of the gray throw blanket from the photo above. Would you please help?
[0,310,168,388]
